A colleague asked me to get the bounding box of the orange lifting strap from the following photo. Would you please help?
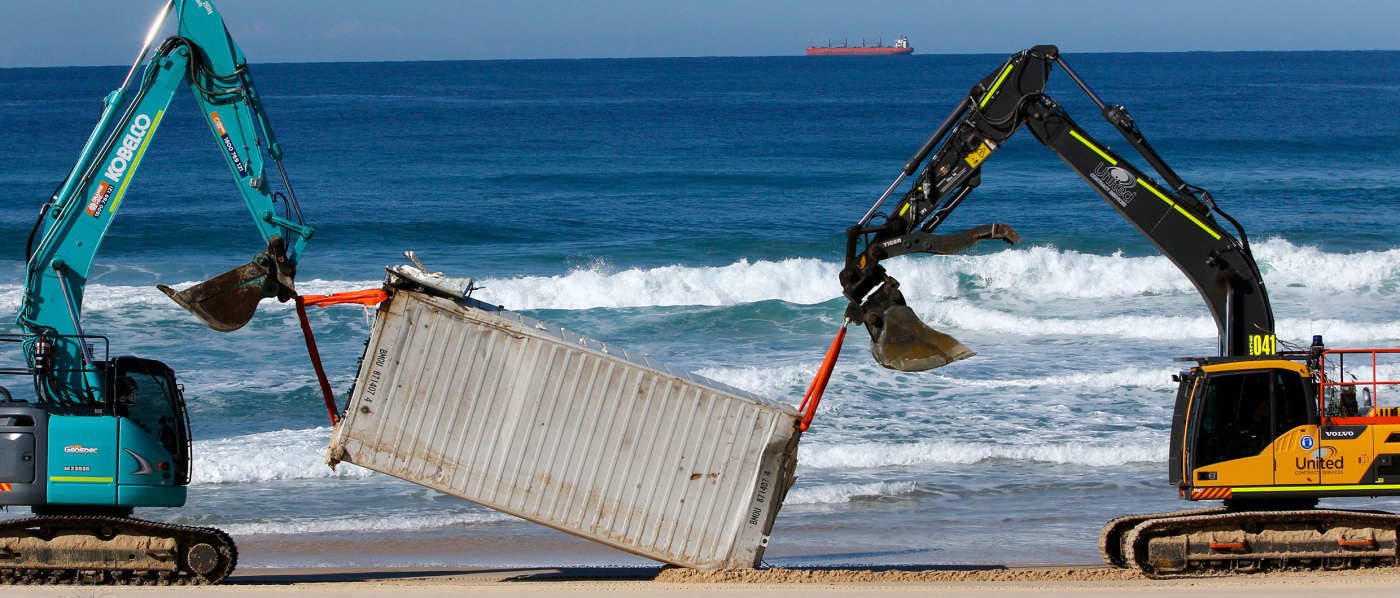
[292,288,389,426]
[299,289,390,307]
[798,324,847,431]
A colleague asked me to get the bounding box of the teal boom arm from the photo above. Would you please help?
[19,0,312,405]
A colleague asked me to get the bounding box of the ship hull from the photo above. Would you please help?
[806,47,913,56]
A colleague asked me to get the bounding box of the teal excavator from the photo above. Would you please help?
[0,0,313,584]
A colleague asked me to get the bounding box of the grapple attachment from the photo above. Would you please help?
[158,240,296,332]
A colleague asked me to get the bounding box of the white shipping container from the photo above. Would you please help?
[327,288,802,568]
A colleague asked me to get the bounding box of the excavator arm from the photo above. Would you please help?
[841,45,1274,371]
[19,0,313,405]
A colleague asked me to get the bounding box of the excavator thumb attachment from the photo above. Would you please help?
[859,279,975,372]
[157,240,296,332]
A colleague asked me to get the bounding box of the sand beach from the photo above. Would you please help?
[3,566,1400,597]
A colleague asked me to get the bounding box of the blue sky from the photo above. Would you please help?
[3,0,1398,68]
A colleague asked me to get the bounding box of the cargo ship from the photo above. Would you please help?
[807,36,912,56]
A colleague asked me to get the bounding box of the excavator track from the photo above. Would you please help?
[0,515,236,585]
[1103,509,1400,578]
[1099,507,1227,568]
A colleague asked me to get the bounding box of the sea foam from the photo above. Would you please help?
[7,239,1396,315]
[785,481,917,505]
[917,302,1400,343]
[192,427,372,485]
[798,440,1166,469]
[469,238,1400,310]
[222,512,513,536]
[697,363,1180,399]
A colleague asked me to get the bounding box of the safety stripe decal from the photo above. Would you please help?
[51,476,114,483]
[1135,178,1221,240]
[1069,130,1116,165]
[1234,483,1400,494]
[980,64,1014,109]
[1191,487,1233,500]
[110,109,164,214]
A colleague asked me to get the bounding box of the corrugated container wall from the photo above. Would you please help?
[327,290,802,568]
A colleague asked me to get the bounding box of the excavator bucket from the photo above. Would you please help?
[870,305,976,372]
[158,258,287,332]
[845,224,1019,371]
[855,278,975,372]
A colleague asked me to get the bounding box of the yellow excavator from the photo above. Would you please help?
[839,45,1400,577]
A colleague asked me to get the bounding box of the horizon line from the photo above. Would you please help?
[3,47,1396,72]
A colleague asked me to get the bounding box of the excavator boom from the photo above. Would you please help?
[22,0,310,357]
[841,45,1274,371]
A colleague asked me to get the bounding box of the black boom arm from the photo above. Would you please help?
[842,45,1275,371]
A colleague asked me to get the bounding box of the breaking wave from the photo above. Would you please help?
[785,481,918,505]
[480,258,844,310]
[0,279,381,315]
[798,440,1166,469]
[0,238,1394,316]
[933,368,1178,391]
[192,427,372,485]
[918,302,1400,343]
[468,238,1400,310]
[1254,240,1400,292]
[222,512,512,536]
[697,363,1179,399]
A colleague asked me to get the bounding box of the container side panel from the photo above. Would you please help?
[643,386,704,551]
[526,351,588,519]
[601,374,662,538]
[502,344,563,513]
[623,379,682,544]
[706,403,762,561]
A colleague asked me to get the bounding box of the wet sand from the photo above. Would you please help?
[2,566,1400,597]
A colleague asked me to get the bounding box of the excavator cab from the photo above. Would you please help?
[1172,360,1317,501]
[106,357,192,487]
[0,355,192,513]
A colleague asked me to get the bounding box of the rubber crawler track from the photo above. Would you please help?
[0,515,236,585]
[1107,508,1400,579]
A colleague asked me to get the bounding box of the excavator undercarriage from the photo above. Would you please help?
[1101,507,1400,578]
[0,516,236,585]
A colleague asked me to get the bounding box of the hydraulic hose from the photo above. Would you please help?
[24,198,54,263]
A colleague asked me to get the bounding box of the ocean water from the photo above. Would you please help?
[3,51,1400,567]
